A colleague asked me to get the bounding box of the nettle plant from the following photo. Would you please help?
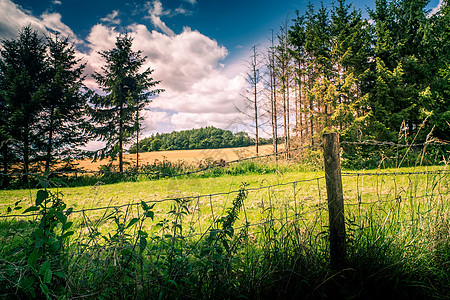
[15,178,74,299]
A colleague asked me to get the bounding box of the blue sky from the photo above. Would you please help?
[0,0,443,145]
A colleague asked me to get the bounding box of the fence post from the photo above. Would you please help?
[323,132,347,270]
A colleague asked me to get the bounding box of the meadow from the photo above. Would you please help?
[1,153,449,299]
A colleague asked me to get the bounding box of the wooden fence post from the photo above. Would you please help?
[323,132,347,270]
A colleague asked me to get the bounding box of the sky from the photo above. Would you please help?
[0,0,444,148]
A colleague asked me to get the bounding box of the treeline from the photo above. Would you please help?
[244,0,449,157]
[129,126,271,153]
[0,27,162,185]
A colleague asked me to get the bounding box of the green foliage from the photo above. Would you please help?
[89,34,163,173]
[1,164,449,298]
[1,176,74,298]
[41,34,91,172]
[0,26,48,177]
[288,0,449,149]
[129,126,269,153]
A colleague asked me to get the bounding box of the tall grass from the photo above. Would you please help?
[1,165,448,299]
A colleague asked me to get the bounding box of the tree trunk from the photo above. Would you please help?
[45,106,55,173]
[23,130,30,183]
[1,144,9,188]
[119,103,124,174]
[253,57,259,155]
[136,111,140,170]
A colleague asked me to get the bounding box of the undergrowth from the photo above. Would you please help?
[1,176,449,299]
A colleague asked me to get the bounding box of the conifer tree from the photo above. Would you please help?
[0,26,47,178]
[41,34,90,172]
[90,34,162,173]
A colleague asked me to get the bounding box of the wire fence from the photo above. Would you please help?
[1,137,449,299]
[2,166,448,243]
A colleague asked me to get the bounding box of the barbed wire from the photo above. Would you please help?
[1,138,449,179]
[342,169,448,177]
[0,176,325,219]
[340,139,449,147]
[0,144,313,178]
[2,167,448,219]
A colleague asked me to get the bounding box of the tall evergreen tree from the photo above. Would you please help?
[368,0,431,140]
[90,34,162,173]
[41,34,90,172]
[0,26,47,178]
[420,0,450,140]
[0,78,11,187]
[289,11,307,141]
[330,0,373,134]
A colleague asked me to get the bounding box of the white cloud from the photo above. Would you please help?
[430,0,444,16]
[52,0,62,5]
[40,12,81,43]
[145,0,175,36]
[0,0,47,39]
[0,0,248,139]
[184,0,197,5]
[101,10,121,25]
[0,0,81,45]
[83,22,246,136]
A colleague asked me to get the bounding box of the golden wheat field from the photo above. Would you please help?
[75,144,276,171]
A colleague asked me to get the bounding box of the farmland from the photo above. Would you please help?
[1,151,449,299]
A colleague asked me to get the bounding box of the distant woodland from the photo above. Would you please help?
[128,127,271,153]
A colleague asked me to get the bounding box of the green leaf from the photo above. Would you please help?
[7,207,11,213]
[61,231,74,239]
[139,236,147,252]
[36,190,49,206]
[126,217,139,229]
[19,275,35,289]
[40,283,49,295]
[28,248,40,268]
[121,248,132,256]
[146,210,154,220]
[39,260,51,275]
[141,201,149,210]
[54,271,65,279]
[63,221,73,230]
[56,212,67,223]
[43,268,53,284]
[23,206,40,213]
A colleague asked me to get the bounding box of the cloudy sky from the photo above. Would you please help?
[0,0,443,144]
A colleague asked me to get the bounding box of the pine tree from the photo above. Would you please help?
[330,0,372,134]
[0,26,47,179]
[289,11,307,141]
[420,0,450,140]
[90,34,162,173]
[41,34,90,172]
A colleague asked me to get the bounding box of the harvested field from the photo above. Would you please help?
[75,144,277,171]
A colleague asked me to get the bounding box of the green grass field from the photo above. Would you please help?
[0,164,449,299]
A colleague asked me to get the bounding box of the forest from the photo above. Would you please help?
[0,0,449,180]
[244,0,449,157]
[128,127,271,153]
